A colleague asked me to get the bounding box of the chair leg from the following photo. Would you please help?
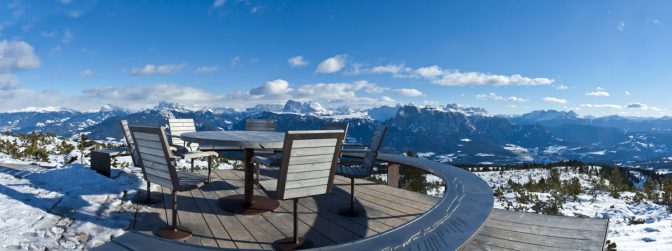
[171,190,177,230]
[273,198,312,251]
[157,189,192,240]
[350,177,355,212]
[207,156,212,183]
[146,182,151,204]
[338,177,360,217]
[255,163,261,188]
[133,181,162,205]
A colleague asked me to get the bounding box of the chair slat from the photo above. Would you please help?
[291,138,338,148]
[283,185,329,199]
[245,119,276,132]
[288,154,335,165]
[290,146,336,157]
[286,162,333,173]
[286,170,331,181]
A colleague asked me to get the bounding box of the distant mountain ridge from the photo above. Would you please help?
[3,101,672,168]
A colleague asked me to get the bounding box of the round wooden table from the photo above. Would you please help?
[180,131,285,215]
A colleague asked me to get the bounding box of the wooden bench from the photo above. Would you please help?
[90,148,130,177]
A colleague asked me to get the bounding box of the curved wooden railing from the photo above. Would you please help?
[321,152,494,251]
[95,153,493,251]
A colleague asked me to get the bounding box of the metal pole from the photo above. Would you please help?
[350,177,355,212]
[293,198,298,244]
[172,189,177,231]
[208,156,212,182]
[146,182,151,204]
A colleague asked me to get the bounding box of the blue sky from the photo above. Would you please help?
[0,0,671,116]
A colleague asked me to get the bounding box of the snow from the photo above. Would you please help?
[5,106,75,113]
[475,167,672,251]
[0,165,141,250]
[0,134,236,250]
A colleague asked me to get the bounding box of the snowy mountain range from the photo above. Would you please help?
[3,100,672,168]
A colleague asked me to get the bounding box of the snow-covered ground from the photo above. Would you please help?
[475,168,672,251]
[0,134,235,250]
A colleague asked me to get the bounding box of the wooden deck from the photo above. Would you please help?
[128,169,439,250]
[464,209,609,251]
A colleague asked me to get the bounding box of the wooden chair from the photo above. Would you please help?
[167,118,218,181]
[245,119,276,131]
[257,130,345,251]
[246,119,278,185]
[336,124,387,217]
[341,124,385,154]
[129,125,209,241]
[120,120,163,204]
[253,121,350,186]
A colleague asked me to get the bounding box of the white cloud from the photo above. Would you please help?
[618,21,625,31]
[626,102,664,112]
[62,29,73,44]
[287,56,308,67]
[80,69,93,77]
[315,54,346,73]
[230,56,240,66]
[434,71,553,86]
[371,64,405,74]
[580,104,623,109]
[130,63,186,75]
[625,91,631,96]
[241,79,391,108]
[627,103,647,109]
[212,0,226,8]
[353,63,555,87]
[476,92,528,102]
[0,74,18,90]
[378,96,396,105]
[414,65,443,79]
[291,80,382,100]
[555,85,569,90]
[586,90,610,96]
[194,66,218,74]
[543,97,568,104]
[68,10,82,18]
[0,40,41,73]
[249,79,291,98]
[83,83,224,110]
[395,88,423,97]
[40,31,56,38]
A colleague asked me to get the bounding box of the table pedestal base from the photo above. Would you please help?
[273,237,313,251]
[219,194,279,215]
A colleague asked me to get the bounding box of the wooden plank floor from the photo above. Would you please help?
[129,169,439,249]
[463,209,609,251]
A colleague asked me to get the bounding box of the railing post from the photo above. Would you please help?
[387,163,400,188]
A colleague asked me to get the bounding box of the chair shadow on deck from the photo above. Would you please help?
[130,169,372,249]
[0,163,142,230]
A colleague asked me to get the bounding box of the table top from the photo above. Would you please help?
[180,131,285,149]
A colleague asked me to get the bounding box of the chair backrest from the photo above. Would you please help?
[119,120,140,167]
[129,125,179,190]
[359,125,387,175]
[168,118,198,149]
[245,119,276,132]
[275,130,345,200]
[320,121,349,142]
[368,125,387,152]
